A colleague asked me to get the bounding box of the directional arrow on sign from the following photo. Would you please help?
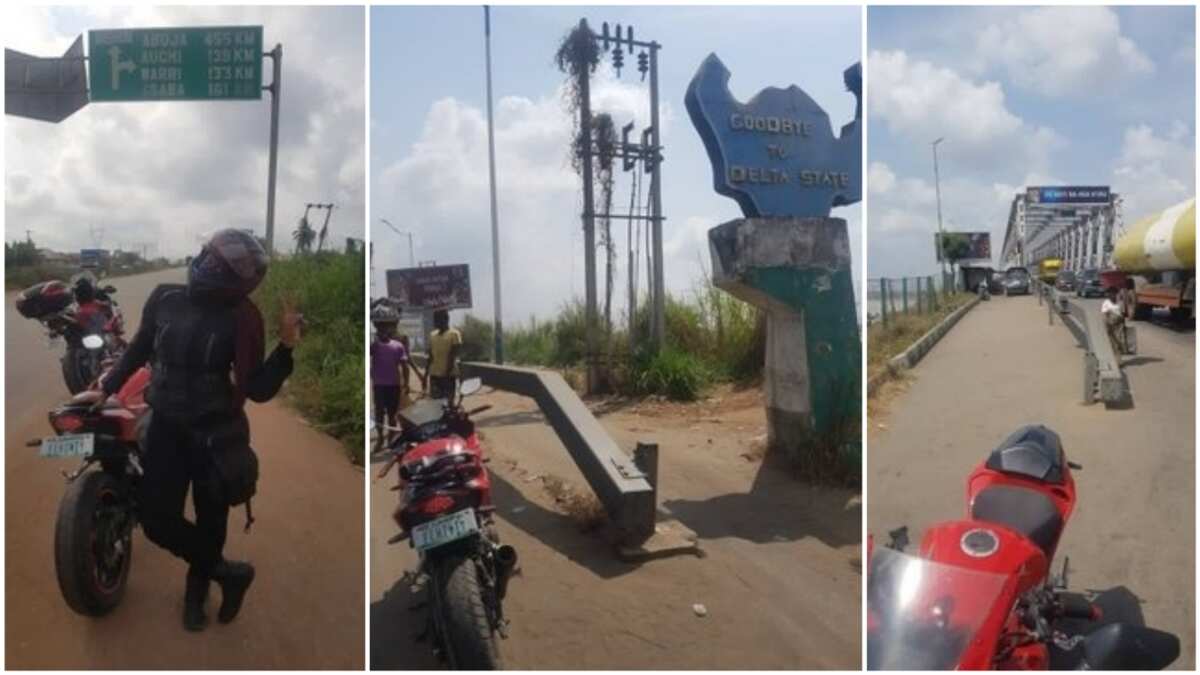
[5,34,89,123]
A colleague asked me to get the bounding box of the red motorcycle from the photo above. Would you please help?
[16,279,127,394]
[867,425,1180,670]
[31,359,151,616]
[377,378,516,669]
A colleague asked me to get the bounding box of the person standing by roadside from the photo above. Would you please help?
[371,305,413,452]
[425,307,462,400]
[1101,287,1127,356]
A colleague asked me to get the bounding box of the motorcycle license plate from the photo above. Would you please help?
[40,433,94,459]
[411,508,479,553]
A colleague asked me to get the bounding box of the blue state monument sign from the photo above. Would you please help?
[684,53,861,219]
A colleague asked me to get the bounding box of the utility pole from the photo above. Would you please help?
[264,44,282,257]
[932,137,946,291]
[484,6,504,364]
[577,18,598,393]
[648,41,665,350]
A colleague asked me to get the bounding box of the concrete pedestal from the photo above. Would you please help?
[709,217,860,466]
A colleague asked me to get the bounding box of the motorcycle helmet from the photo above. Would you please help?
[372,304,400,335]
[188,229,269,299]
[71,274,97,304]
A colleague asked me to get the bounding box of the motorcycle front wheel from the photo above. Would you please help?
[60,348,93,395]
[54,471,133,616]
[432,554,502,670]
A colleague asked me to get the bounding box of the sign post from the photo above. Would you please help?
[687,53,862,473]
[264,44,281,255]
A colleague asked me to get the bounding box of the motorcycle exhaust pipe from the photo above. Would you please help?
[493,544,517,600]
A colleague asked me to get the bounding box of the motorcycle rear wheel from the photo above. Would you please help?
[434,555,502,670]
[54,471,133,616]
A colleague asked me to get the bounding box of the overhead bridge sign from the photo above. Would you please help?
[88,26,262,102]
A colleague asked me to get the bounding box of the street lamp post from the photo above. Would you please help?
[932,137,947,292]
[378,218,415,267]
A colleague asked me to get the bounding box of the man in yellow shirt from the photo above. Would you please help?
[426,308,462,400]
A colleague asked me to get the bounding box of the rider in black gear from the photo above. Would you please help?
[98,229,303,632]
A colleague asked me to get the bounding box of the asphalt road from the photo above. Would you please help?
[868,294,1195,669]
[371,389,861,669]
[5,268,365,669]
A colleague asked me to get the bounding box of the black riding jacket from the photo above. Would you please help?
[102,284,293,420]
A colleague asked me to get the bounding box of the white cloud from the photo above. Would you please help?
[868,50,1063,174]
[974,7,1154,97]
[375,67,693,323]
[5,6,365,258]
[1112,123,1196,218]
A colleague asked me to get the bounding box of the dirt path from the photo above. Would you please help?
[6,269,364,669]
[371,385,860,669]
[868,295,1194,669]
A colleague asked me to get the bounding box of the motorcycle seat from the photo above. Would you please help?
[985,424,1066,484]
[971,484,1063,558]
[68,391,122,410]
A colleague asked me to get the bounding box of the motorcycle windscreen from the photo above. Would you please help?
[397,398,445,428]
[867,547,1010,670]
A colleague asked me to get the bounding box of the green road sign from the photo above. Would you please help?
[88,26,262,102]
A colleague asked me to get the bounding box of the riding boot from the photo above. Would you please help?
[212,559,256,624]
[183,567,209,632]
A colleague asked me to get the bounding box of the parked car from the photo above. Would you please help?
[1003,267,1031,296]
[1076,269,1105,298]
[1056,269,1077,292]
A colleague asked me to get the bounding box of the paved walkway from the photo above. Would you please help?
[869,294,1195,669]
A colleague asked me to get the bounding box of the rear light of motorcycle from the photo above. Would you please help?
[51,414,84,433]
[418,494,456,516]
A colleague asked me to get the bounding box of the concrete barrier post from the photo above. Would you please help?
[709,217,859,464]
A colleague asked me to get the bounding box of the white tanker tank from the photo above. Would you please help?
[1112,198,1195,322]
[1113,198,1194,273]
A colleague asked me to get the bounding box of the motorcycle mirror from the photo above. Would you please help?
[81,335,105,350]
[459,377,483,397]
[1082,623,1179,670]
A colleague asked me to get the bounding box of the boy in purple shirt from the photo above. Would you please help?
[371,310,415,451]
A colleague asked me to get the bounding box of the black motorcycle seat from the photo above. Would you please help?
[985,425,1066,484]
[971,484,1064,558]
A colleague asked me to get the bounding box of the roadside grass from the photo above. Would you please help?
[867,292,975,385]
[254,251,365,463]
[459,275,764,402]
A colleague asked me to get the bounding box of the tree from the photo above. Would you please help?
[293,216,316,254]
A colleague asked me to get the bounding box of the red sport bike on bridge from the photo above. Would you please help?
[867,425,1180,670]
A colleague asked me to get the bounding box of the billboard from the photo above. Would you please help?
[1026,186,1110,205]
[385,264,472,310]
[935,232,991,262]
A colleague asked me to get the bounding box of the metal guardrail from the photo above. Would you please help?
[1037,281,1132,405]
[409,355,657,542]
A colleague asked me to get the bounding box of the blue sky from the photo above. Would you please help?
[867,5,1195,278]
[371,5,861,323]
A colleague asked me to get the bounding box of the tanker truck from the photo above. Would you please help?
[1113,198,1195,322]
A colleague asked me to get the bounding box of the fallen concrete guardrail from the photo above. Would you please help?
[1038,282,1132,406]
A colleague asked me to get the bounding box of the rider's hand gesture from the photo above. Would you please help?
[279,296,305,348]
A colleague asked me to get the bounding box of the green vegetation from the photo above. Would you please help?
[254,250,364,462]
[867,292,974,382]
[6,241,176,290]
[458,275,764,401]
